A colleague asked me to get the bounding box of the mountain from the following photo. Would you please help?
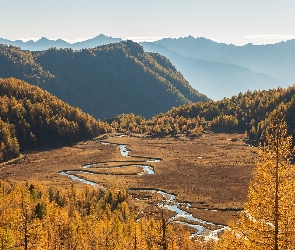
[0,44,54,85]
[0,34,122,51]
[2,34,294,100]
[2,34,292,101]
[70,35,122,50]
[151,36,295,90]
[0,77,107,162]
[141,42,283,100]
[0,41,208,119]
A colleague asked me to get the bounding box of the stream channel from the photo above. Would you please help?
[60,135,226,239]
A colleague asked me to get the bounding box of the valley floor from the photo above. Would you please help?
[0,132,257,227]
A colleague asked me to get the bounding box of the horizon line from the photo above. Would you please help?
[1,35,295,46]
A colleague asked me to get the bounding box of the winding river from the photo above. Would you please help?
[60,135,226,239]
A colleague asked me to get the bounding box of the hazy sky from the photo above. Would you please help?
[1,0,294,45]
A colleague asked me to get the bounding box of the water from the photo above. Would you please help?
[60,171,99,187]
[118,144,131,157]
[139,165,155,175]
[158,194,221,234]
[81,163,155,176]
[60,135,225,238]
[133,188,226,238]
[157,190,176,200]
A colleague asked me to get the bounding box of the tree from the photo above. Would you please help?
[218,118,295,249]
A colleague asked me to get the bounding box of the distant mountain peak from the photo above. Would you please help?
[83,34,120,41]
[186,35,195,39]
[97,34,113,38]
[142,36,291,100]
[157,36,218,45]
[0,34,122,51]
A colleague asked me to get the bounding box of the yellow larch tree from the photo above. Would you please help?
[218,118,295,249]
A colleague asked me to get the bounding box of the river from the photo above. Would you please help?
[60,134,226,239]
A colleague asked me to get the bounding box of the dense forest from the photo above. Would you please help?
[0,44,54,85]
[0,42,208,119]
[108,85,295,143]
[0,181,216,250]
[0,78,109,162]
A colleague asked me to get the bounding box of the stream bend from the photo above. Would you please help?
[60,135,226,239]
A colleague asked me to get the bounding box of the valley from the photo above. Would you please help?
[1,0,295,247]
[0,132,257,236]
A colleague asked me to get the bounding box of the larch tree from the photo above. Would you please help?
[218,118,295,249]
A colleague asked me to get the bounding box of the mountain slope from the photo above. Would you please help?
[141,42,283,100]
[0,44,54,84]
[161,85,295,142]
[0,77,107,162]
[0,42,208,119]
[154,36,295,85]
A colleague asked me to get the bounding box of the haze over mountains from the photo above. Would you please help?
[146,36,295,99]
[141,42,283,100]
[0,34,122,51]
[1,34,293,100]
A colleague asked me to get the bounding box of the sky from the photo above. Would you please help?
[1,0,294,45]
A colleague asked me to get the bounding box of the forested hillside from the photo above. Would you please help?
[0,78,108,162]
[108,86,295,142]
[0,44,54,85]
[0,41,208,119]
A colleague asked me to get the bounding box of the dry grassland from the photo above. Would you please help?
[0,132,257,225]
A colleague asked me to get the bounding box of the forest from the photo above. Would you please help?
[0,78,109,162]
[108,85,295,143]
[4,76,295,164]
[0,42,208,119]
[0,181,216,250]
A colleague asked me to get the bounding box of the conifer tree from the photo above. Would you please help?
[218,118,295,249]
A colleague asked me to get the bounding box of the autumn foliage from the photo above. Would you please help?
[0,182,212,250]
[217,118,295,249]
[108,86,295,143]
[0,78,110,162]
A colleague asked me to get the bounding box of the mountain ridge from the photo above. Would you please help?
[154,36,295,84]
[1,34,294,101]
[0,34,122,51]
[141,42,283,100]
[0,41,208,119]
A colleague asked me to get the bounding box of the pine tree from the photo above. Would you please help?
[218,118,295,249]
